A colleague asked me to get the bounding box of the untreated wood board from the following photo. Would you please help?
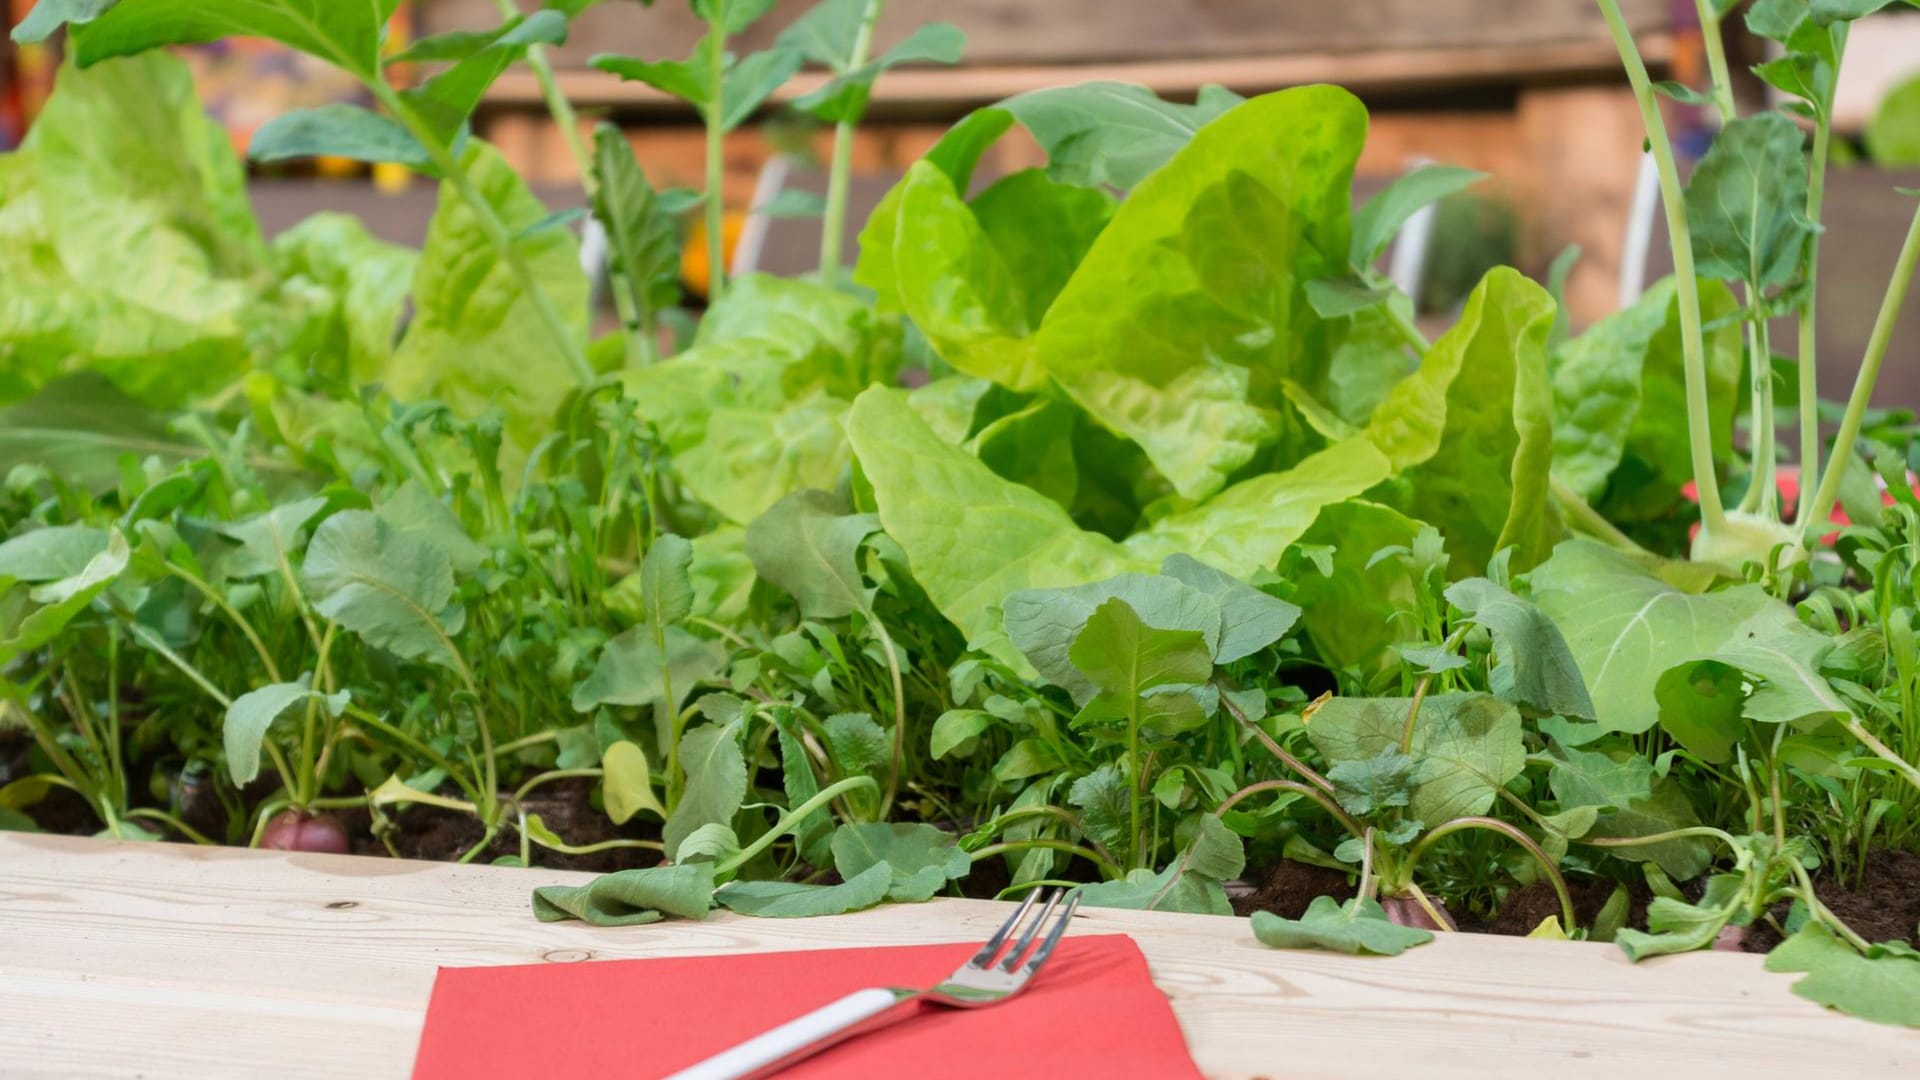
[428,0,1671,67]
[1,834,1916,1079]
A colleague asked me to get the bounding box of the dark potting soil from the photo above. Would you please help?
[1230,859,1356,920]
[1736,849,1920,953]
[333,775,663,874]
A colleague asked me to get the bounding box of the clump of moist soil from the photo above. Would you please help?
[1230,859,1356,920]
[1735,849,1920,953]
[1482,878,1650,937]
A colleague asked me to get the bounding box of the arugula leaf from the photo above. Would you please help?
[531,863,717,926]
[1252,896,1435,956]
[746,491,880,621]
[1069,597,1216,738]
[1077,814,1245,915]
[715,861,893,917]
[591,123,680,347]
[830,822,970,902]
[1444,578,1596,720]
[663,722,748,860]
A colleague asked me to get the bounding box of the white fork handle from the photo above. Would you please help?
[661,987,908,1080]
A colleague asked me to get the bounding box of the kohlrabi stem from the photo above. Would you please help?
[1550,475,1651,555]
[1596,0,1727,531]
[819,0,885,283]
[1807,201,1920,531]
[703,12,730,305]
[492,0,594,193]
[1691,0,1737,127]
[366,79,595,388]
[1739,308,1777,517]
[1798,28,1846,525]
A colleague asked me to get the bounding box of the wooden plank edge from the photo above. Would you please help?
[484,35,1676,112]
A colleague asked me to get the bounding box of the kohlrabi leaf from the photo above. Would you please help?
[1037,86,1366,501]
[715,861,893,917]
[398,10,570,147]
[223,678,349,786]
[591,123,681,342]
[1530,540,1807,735]
[1003,574,1222,703]
[72,0,406,79]
[1158,554,1300,664]
[248,105,434,172]
[387,141,589,452]
[1444,577,1596,720]
[1685,113,1816,289]
[531,863,717,926]
[1069,598,1216,737]
[1365,267,1559,574]
[1308,693,1525,823]
[1252,896,1435,956]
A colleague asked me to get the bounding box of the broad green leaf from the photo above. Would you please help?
[73,0,406,79]
[1077,815,1244,915]
[0,377,198,491]
[677,397,854,526]
[374,482,487,576]
[854,108,1015,312]
[302,511,465,670]
[1616,875,1746,960]
[968,170,1116,328]
[1366,267,1559,573]
[10,0,119,43]
[388,141,589,452]
[218,497,328,580]
[271,214,418,382]
[1444,578,1595,719]
[1252,896,1435,956]
[691,0,777,34]
[1766,921,1920,1028]
[1123,437,1393,575]
[745,490,878,620]
[0,525,108,583]
[1325,748,1422,817]
[1868,73,1920,166]
[1685,114,1815,288]
[1655,660,1747,763]
[690,527,755,622]
[1530,540,1806,734]
[601,740,665,825]
[845,387,1145,665]
[571,625,725,715]
[248,105,433,172]
[714,862,893,917]
[1037,86,1366,500]
[1069,598,1215,738]
[592,38,801,133]
[929,709,993,761]
[399,11,570,146]
[788,18,966,124]
[591,123,681,339]
[1550,277,1743,504]
[830,822,970,902]
[1067,763,1131,853]
[1159,554,1300,663]
[822,712,889,779]
[639,534,696,634]
[663,722,748,860]
[0,530,129,666]
[1308,693,1525,823]
[1548,741,1710,878]
[969,399,1080,508]
[223,678,349,786]
[1285,499,1424,673]
[1809,0,1919,24]
[530,863,716,926]
[1003,575,1222,703]
[998,81,1245,191]
[774,715,832,869]
[1351,164,1486,268]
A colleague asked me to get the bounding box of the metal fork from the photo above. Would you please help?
[663,888,1082,1080]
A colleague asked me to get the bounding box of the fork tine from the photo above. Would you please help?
[998,889,1065,972]
[970,886,1043,967]
[1018,889,1080,975]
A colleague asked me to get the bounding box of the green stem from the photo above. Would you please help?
[365,78,594,387]
[1691,0,1738,127]
[1740,308,1778,517]
[969,840,1123,881]
[873,616,908,819]
[125,623,231,709]
[703,13,730,305]
[1408,817,1576,932]
[124,808,218,846]
[819,0,885,282]
[298,623,337,806]
[1221,692,1335,795]
[165,563,282,683]
[714,775,877,876]
[493,0,593,193]
[513,768,603,802]
[1797,33,1844,525]
[1807,201,1920,532]
[1401,624,1470,753]
[1551,475,1650,554]
[1834,712,1920,795]
[1216,779,1365,839]
[1597,0,1726,531]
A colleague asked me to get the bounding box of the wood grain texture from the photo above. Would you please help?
[427,0,1671,68]
[1,835,1915,1079]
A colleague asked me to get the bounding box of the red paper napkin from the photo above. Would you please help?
[412,933,1202,1079]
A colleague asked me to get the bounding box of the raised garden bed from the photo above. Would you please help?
[3,833,1916,1080]
[3,0,1920,1058]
